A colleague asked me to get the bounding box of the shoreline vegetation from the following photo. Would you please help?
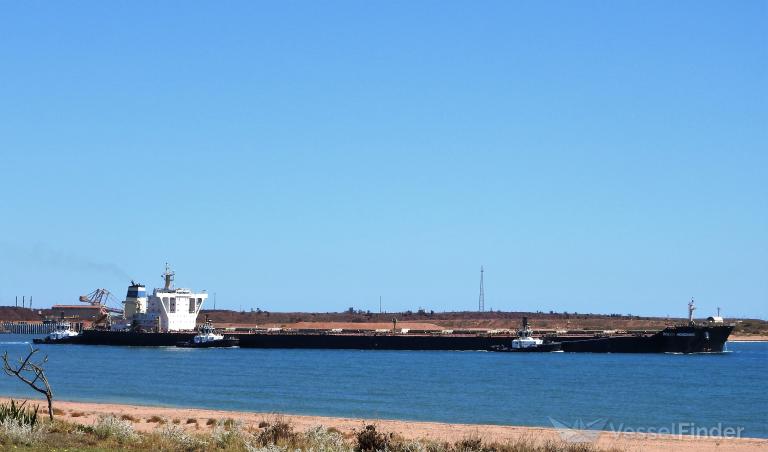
[1,398,766,451]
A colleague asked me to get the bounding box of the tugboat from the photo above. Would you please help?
[176,319,239,348]
[33,322,80,344]
[489,318,562,352]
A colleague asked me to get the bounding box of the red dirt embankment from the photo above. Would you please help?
[203,309,762,332]
[0,306,43,322]
[1,306,765,336]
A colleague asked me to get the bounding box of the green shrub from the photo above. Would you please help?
[92,414,138,443]
[304,425,349,452]
[355,424,391,452]
[0,418,46,445]
[454,436,483,451]
[255,418,298,447]
[156,424,207,450]
[211,418,245,448]
[0,399,38,428]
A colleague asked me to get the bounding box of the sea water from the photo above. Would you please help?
[0,336,765,438]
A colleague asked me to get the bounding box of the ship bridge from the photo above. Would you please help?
[128,264,207,332]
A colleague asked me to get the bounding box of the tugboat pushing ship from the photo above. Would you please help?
[176,318,240,348]
[47,265,733,353]
[33,322,80,344]
[489,318,562,352]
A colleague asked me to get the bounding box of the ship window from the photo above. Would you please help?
[189,298,196,313]
[170,298,176,313]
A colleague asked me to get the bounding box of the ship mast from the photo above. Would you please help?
[162,263,175,290]
[688,298,696,325]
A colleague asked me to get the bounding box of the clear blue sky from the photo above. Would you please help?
[1,1,766,318]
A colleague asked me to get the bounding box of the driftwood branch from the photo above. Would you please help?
[2,346,54,420]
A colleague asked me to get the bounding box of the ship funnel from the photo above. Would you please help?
[124,283,147,319]
[522,317,529,330]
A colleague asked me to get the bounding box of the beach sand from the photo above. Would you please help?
[728,335,768,342]
[2,398,765,451]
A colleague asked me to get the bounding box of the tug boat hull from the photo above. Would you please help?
[489,342,562,353]
[176,338,240,348]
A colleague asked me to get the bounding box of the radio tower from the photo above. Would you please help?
[478,266,485,312]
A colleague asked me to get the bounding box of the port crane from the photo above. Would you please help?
[79,288,124,328]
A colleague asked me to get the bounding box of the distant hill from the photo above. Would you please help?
[200,309,767,336]
[0,306,44,322]
[1,306,764,336]
[202,309,681,330]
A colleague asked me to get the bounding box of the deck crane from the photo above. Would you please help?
[79,288,124,328]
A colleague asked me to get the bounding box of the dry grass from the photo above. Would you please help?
[120,414,138,422]
[69,411,85,418]
[0,416,623,452]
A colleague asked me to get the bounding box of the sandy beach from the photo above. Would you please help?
[728,335,768,342]
[2,397,764,451]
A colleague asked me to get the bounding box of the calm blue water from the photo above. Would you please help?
[0,336,765,438]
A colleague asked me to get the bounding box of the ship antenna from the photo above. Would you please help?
[478,266,485,312]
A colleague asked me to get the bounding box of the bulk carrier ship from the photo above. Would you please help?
[59,266,734,353]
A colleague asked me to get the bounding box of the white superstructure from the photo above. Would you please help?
[510,319,544,349]
[127,264,207,332]
[47,322,79,341]
[192,320,224,344]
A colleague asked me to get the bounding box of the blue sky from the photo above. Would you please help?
[1,1,766,318]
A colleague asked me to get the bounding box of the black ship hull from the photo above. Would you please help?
[558,325,733,353]
[74,331,195,346]
[74,330,510,350]
[62,324,732,353]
